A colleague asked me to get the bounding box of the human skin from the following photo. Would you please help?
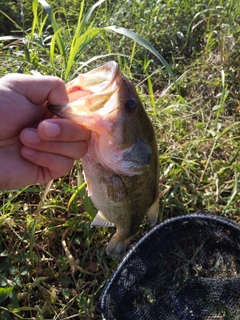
[0,73,90,190]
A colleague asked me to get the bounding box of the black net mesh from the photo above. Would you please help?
[98,213,240,320]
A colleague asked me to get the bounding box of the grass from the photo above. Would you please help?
[0,0,240,318]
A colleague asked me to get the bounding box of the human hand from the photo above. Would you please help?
[0,73,90,190]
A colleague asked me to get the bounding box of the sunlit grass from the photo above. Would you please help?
[0,0,240,318]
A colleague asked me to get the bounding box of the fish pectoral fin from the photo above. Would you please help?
[83,170,92,197]
[91,211,115,228]
[106,175,127,201]
[146,195,160,227]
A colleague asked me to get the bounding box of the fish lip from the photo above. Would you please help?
[48,61,123,117]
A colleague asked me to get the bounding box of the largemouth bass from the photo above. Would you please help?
[48,61,159,259]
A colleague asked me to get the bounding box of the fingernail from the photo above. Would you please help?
[22,147,37,157]
[43,121,61,137]
[23,129,41,144]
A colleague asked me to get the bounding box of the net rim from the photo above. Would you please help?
[99,213,240,315]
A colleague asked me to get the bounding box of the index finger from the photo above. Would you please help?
[2,74,69,106]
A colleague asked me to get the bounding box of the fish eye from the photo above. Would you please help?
[125,98,137,113]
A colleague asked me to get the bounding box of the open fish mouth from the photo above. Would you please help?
[47,61,122,117]
[47,61,152,176]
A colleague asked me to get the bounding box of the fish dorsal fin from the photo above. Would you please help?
[146,195,159,227]
[91,211,115,228]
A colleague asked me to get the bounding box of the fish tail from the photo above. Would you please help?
[106,233,128,260]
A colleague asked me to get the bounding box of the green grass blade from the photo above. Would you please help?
[76,0,105,38]
[105,25,176,84]
[0,10,24,33]
[223,169,239,214]
[84,0,106,23]
[65,28,102,80]
[147,74,157,116]
[65,0,105,80]
[217,122,240,139]
[31,0,40,38]
[49,27,64,75]
[38,0,66,64]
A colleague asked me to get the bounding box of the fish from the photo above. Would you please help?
[48,61,159,259]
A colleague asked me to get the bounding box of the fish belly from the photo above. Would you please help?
[81,153,158,259]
